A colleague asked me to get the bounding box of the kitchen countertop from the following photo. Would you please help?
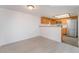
[40,24,62,27]
[40,25,62,27]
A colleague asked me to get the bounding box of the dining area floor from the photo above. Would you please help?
[0,36,79,53]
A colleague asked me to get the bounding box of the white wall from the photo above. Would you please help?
[78,16,79,38]
[40,26,61,42]
[78,16,79,46]
[0,8,40,46]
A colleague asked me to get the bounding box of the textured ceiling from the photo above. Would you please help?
[0,5,79,17]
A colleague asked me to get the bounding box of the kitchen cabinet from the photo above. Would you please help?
[62,28,67,35]
[41,17,50,24]
[61,19,67,24]
[50,19,56,24]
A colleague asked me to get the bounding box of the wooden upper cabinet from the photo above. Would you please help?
[50,19,56,24]
[41,17,50,24]
[61,19,67,24]
[70,16,78,19]
[56,19,62,24]
[40,16,78,24]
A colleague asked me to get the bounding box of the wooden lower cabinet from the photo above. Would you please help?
[62,28,67,35]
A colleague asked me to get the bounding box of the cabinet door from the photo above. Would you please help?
[61,19,67,24]
[41,17,49,24]
[50,19,56,24]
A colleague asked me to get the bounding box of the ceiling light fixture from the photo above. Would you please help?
[27,5,36,10]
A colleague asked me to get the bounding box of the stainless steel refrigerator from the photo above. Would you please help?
[67,19,78,37]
